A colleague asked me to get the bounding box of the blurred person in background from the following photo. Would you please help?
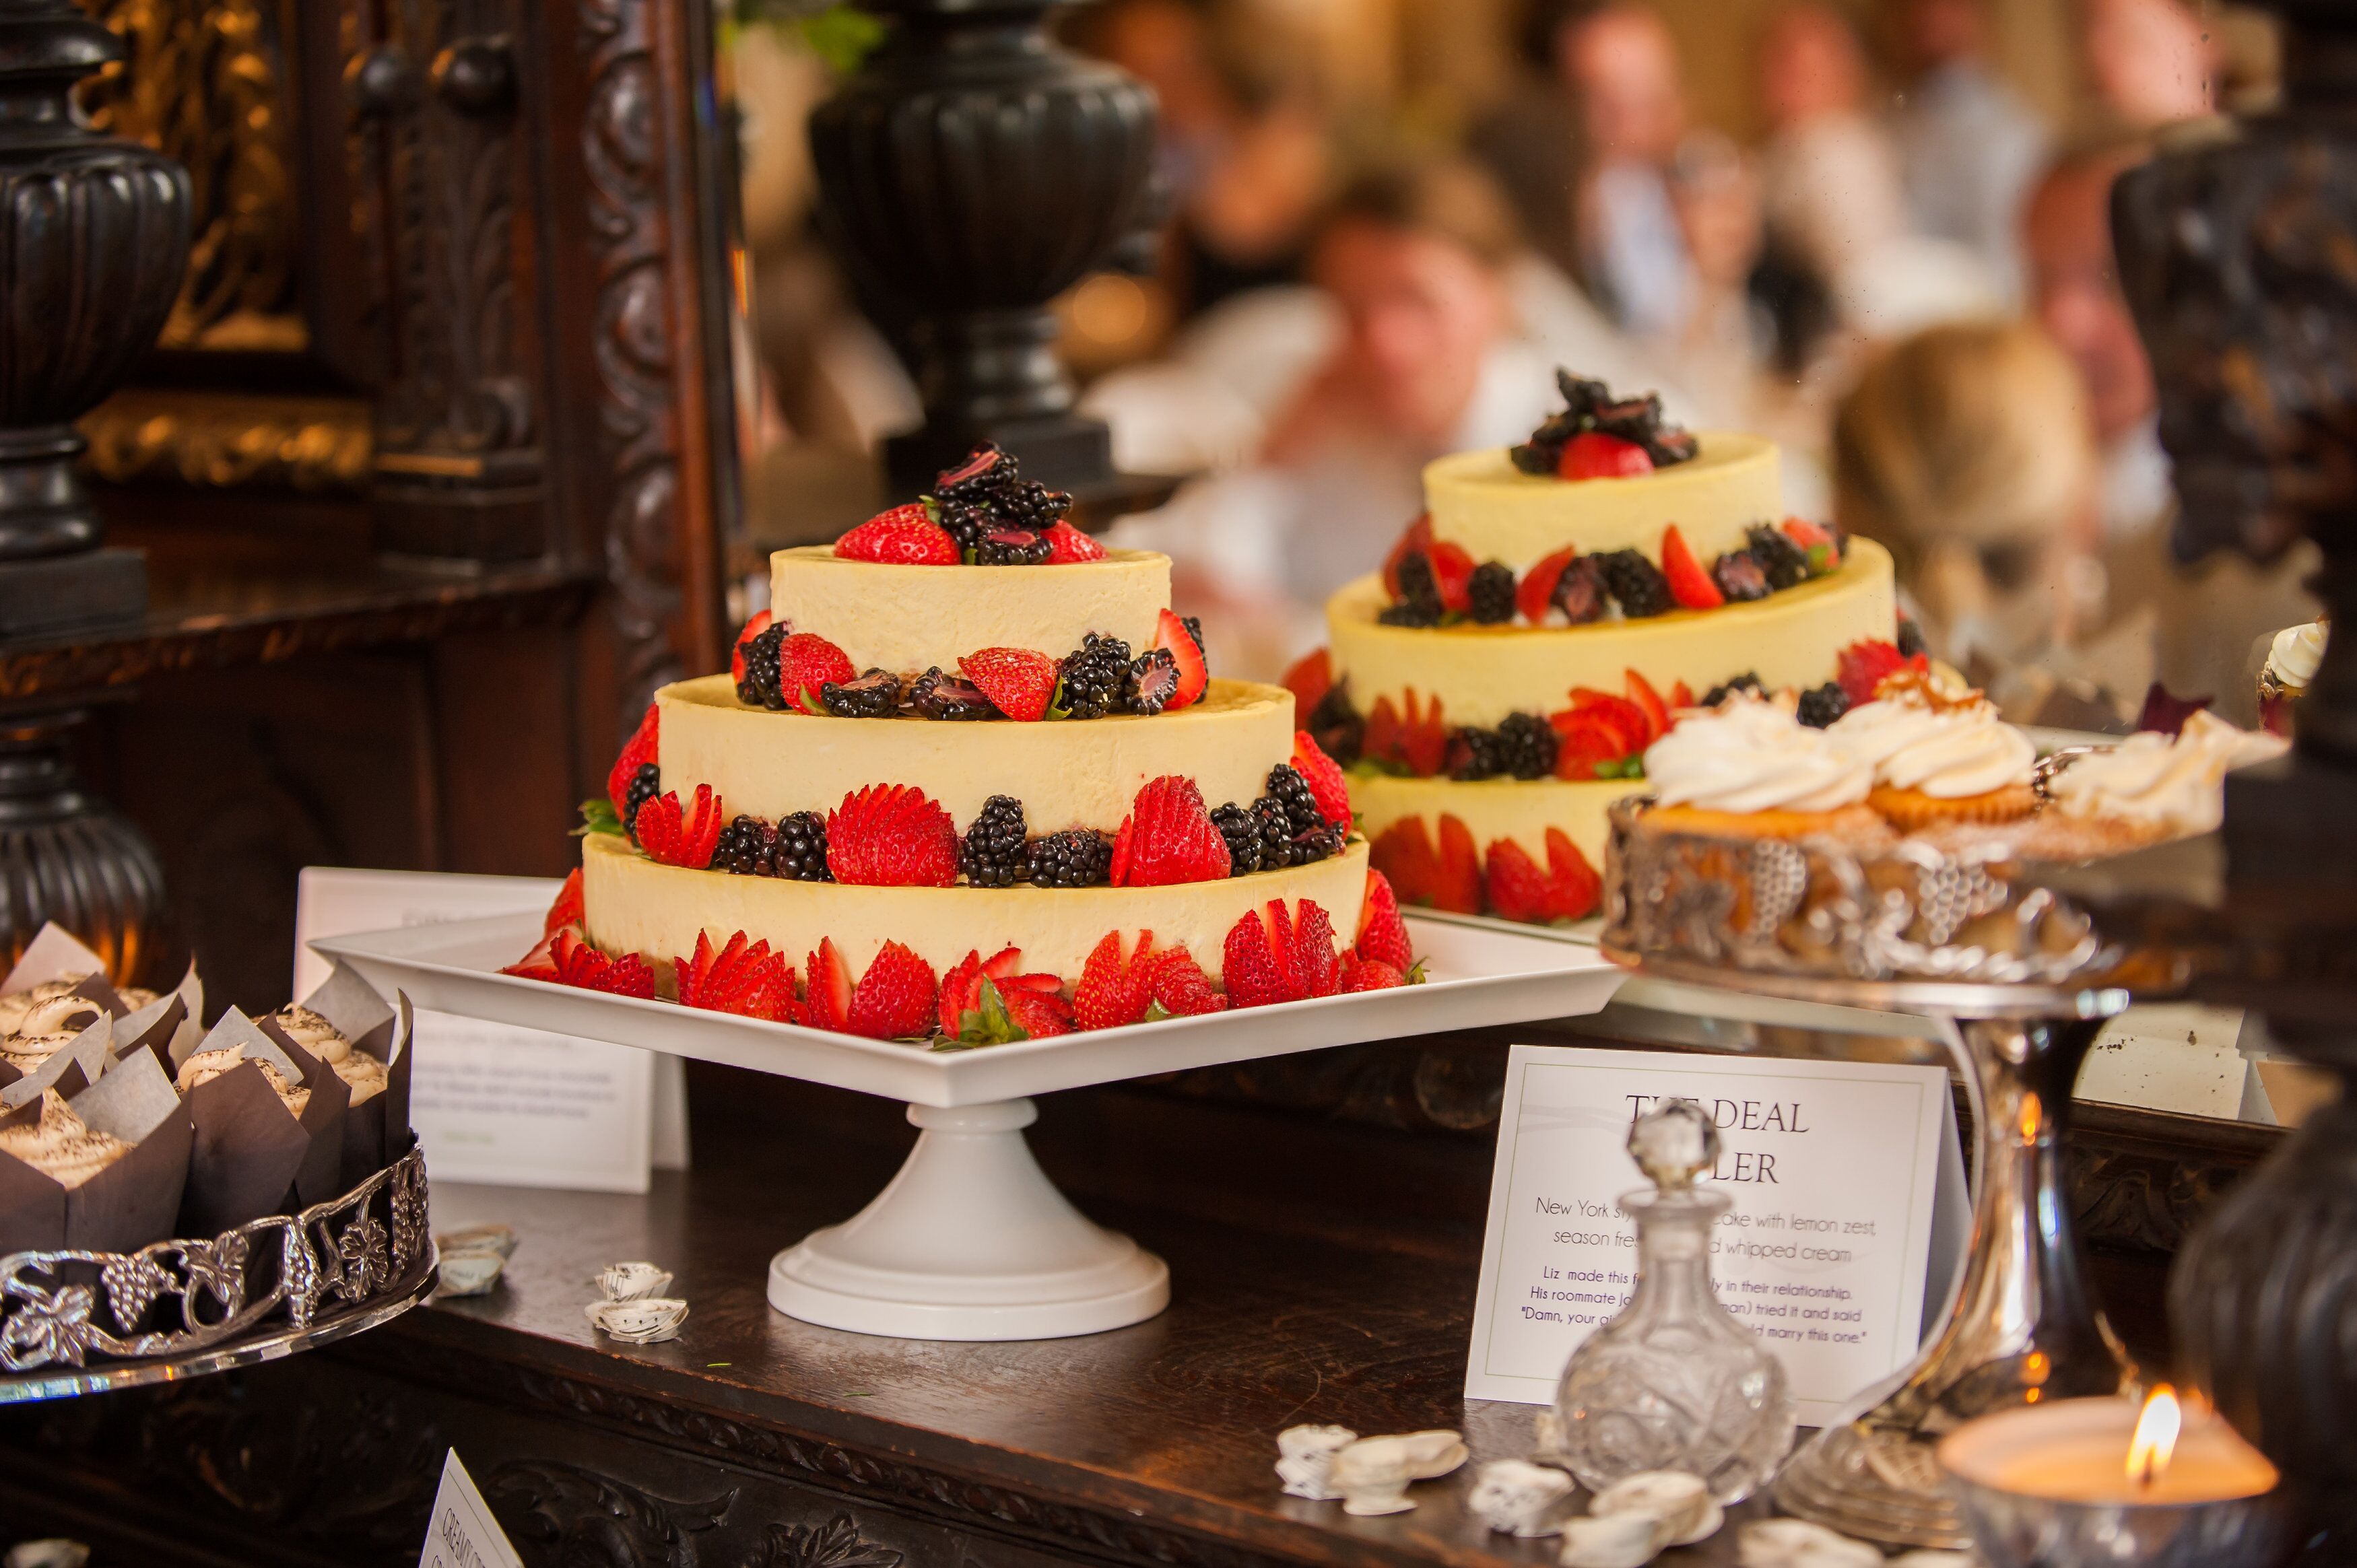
[2081,0,2218,132]
[1558,4,1696,341]
[1887,0,2048,304]
[1832,321,2141,726]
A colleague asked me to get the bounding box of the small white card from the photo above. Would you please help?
[420,1449,525,1568]
[1466,1044,1966,1425]
[295,866,689,1194]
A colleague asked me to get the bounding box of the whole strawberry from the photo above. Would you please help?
[827,783,958,886]
[845,941,940,1039]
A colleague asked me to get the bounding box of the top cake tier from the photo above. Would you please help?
[771,546,1171,676]
[1426,432,1779,571]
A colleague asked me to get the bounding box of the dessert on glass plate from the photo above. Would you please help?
[1284,373,1911,928]
[501,444,1422,1044]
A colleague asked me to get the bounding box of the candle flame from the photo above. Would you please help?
[2127,1386,2183,1488]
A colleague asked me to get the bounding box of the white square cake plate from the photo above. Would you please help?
[315,910,1623,1342]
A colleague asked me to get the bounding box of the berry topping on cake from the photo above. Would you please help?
[1026,828,1112,887]
[1382,549,1445,626]
[1150,608,1209,710]
[820,668,904,718]
[620,763,662,846]
[770,811,830,881]
[1073,930,1156,1031]
[1264,763,1324,838]
[935,442,1011,498]
[1363,689,1449,776]
[907,666,999,720]
[1289,731,1352,827]
[1518,548,1580,624]
[1382,514,1434,599]
[713,814,777,875]
[1249,796,1296,868]
[1110,776,1230,886]
[1220,898,1342,1009]
[1211,802,1263,875]
[1428,542,1475,615]
[1341,955,1405,992]
[729,611,774,686]
[1660,525,1724,610]
[1123,647,1180,715]
[1055,632,1131,720]
[1282,646,1335,718]
[1896,617,1927,658]
[505,928,658,998]
[1468,561,1517,623]
[607,701,661,817]
[1626,670,1671,738]
[1781,516,1841,576]
[959,647,1057,722]
[1836,638,1929,706]
[675,930,801,1023]
[1367,813,1482,914]
[1701,671,1766,708]
[1043,519,1107,563]
[1746,524,1810,592]
[635,784,727,869]
[1595,549,1673,619]
[1146,945,1224,1017]
[836,503,960,565]
[826,784,958,887]
[804,938,854,1031]
[778,632,857,714]
[1448,712,1561,782]
[1512,372,1698,473]
[1558,431,1654,480]
[736,623,790,708]
[1484,829,1603,924]
[543,868,585,936]
[843,941,939,1040]
[1554,555,1608,622]
[960,794,1028,887]
[1795,681,1851,728]
[1711,550,1772,603]
[1355,869,1414,972]
[976,528,1055,566]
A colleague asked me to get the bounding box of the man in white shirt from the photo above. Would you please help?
[1888,0,2048,305]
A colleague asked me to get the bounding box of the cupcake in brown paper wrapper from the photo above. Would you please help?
[170,1009,350,1235]
[0,922,195,1079]
[0,1047,191,1257]
[270,963,412,1190]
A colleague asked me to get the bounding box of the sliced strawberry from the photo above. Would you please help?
[939,949,985,1036]
[1043,519,1107,563]
[1370,818,1438,907]
[1144,945,1224,1017]
[1837,639,1927,706]
[730,609,774,686]
[506,928,657,998]
[1150,609,1209,710]
[1624,669,1671,742]
[1546,829,1603,922]
[1553,714,1630,780]
[1782,516,1834,550]
[1518,548,1580,625]
[1428,542,1476,615]
[636,784,727,869]
[979,946,1026,983]
[846,941,939,1040]
[1001,987,1075,1039]
[1112,776,1230,886]
[1281,647,1334,720]
[675,930,801,1023]
[1343,957,1404,992]
[1354,869,1414,972]
[1290,731,1352,827]
[1364,690,1449,776]
[960,647,1057,722]
[1661,525,1724,610]
[1073,930,1156,1031]
[1290,899,1341,998]
[1669,679,1694,710]
[805,939,854,1032]
[837,503,959,565]
[1381,514,1434,599]
[826,783,958,887]
[543,867,585,937]
[1434,815,1483,914]
[1558,431,1654,479]
[1560,689,1649,756]
[606,702,660,816]
[778,633,857,714]
[1221,906,1296,1009]
[1486,839,1558,923]
[502,930,562,980]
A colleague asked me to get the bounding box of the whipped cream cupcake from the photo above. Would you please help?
[1826,677,2038,830]
[270,1004,386,1105]
[1640,695,1883,840]
[2049,710,2288,841]
[176,1044,312,1117]
[2258,618,2326,735]
[0,1088,131,1190]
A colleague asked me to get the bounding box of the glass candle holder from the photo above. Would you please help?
[1551,1099,1795,1503]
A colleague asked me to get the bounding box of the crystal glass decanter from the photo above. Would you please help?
[1552,1099,1795,1503]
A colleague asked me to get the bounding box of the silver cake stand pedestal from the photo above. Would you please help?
[1603,951,2143,1550]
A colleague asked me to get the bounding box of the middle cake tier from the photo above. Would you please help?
[657,674,1296,833]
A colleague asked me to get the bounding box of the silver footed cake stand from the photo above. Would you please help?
[1603,954,2141,1549]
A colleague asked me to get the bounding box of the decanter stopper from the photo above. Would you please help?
[1550,1099,1796,1503]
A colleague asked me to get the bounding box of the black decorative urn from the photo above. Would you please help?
[807,0,1157,497]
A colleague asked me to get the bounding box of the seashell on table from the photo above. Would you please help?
[1469,1458,1575,1536]
[597,1260,673,1301]
[1275,1424,1358,1501]
[584,1297,688,1344]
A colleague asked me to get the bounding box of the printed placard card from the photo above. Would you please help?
[419,1449,526,1568]
[295,867,690,1194]
[1465,1045,1962,1425]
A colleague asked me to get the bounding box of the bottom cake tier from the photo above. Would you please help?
[581,831,1372,980]
[1356,773,1642,923]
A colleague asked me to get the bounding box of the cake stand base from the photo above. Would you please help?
[767,1099,1170,1340]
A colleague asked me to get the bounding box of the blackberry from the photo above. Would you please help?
[820,668,902,718]
[1554,555,1607,623]
[1125,647,1180,714]
[1746,524,1810,591]
[1469,561,1517,623]
[908,667,1000,720]
[976,528,1054,566]
[1055,633,1130,720]
[1290,822,1346,864]
[992,479,1072,532]
[1181,615,1205,658]
[935,442,1017,504]
[1796,682,1851,729]
[735,622,789,710]
[1027,829,1111,888]
[712,815,776,875]
[936,497,991,554]
[1497,712,1560,780]
[1595,549,1673,618]
[1211,802,1263,876]
[1265,763,1323,835]
[1306,681,1364,765]
[1250,796,1296,868]
[1711,551,1771,603]
[1448,726,1508,781]
[960,795,1029,887]
[1700,672,1766,708]
[1896,617,1927,659]
[772,811,831,881]
[621,763,662,842]
[1378,601,1442,627]
[1393,550,1444,620]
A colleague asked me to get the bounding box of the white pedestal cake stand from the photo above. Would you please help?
[315,910,1624,1341]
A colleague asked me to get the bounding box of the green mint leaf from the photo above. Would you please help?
[574,798,624,838]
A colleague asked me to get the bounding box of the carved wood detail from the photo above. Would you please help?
[490,1458,737,1567]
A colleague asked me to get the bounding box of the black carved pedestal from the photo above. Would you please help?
[0,1,187,632]
[807,0,1156,498]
